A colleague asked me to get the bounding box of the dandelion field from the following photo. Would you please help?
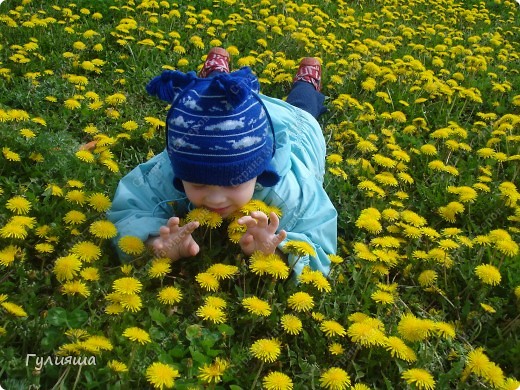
[1,0,520,388]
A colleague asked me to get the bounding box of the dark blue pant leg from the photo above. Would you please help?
[286,81,326,119]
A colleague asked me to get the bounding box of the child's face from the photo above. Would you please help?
[182,178,257,218]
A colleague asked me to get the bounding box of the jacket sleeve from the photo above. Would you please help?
[259,165,338,277]
[107,151,188,254]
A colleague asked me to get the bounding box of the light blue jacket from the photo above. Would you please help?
[107,94,337,276]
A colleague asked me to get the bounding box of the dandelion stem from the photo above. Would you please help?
[250,361,264,389]
[72,364,82,390]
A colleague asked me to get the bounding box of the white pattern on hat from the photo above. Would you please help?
[228,136,262,149]
[171,138,200,149]
[170,115,194,128]
[182,96,203,111]
[205,117,245,131]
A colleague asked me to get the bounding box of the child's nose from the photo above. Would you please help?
[205,187,227,203]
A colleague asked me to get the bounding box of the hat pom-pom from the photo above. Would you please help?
[146,70,197,103]
[212,73,251,106]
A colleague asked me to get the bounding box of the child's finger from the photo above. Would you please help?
[267,212,280,233]
[251,211,268,228]
[159,225,171,241]
[182,220,199,236]
[167,217,180,229]
[275,229,287,245]
[237,216,257,228]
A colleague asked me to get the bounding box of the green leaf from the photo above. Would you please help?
[45,307,68,326]
[189,347,210,365]
[66,309,88,328]
[149,307,167,325]
[186,325,204,341]
[217,323,235,336]
[169,345,187,359]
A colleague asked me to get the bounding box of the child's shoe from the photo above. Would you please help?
[293,57,321,91]
[198,47,230,78]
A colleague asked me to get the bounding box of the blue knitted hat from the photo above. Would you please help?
[146,67,279,192]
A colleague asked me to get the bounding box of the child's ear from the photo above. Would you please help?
[146,70,197,103]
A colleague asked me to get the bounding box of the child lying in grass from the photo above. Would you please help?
[108,48,337,276]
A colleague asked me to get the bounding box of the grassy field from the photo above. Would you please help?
[0,0,519,388]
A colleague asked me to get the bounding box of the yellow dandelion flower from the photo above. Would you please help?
[123,327,151,344]
[53,254,82,282]
[76,150,95,163]
[186,207,222,228]
[196,272,220,291]
[145,362,180,389]
[320,367,351,390]
[196,304,226,324]
[64,99,81,110]
[3,147,21,162]
[35,243,54,254]
[88,193,111,212]
[250,338,281,363]
[480,303,496,313]
[118,236,145,255]
[148,260,171,279]
[0,222,28,239]
[105,303,124,315]
[113,277,142,295]
[46,184,63,197]
[107,360,128,373]
[0,245,20,266]
[475,264,501,286]
[320,320,346,338]
[119,293,142,312]
[105,93,126,105]
[280,314,302,335]
[515,286,520,300]
[434,322,456,339]
[240,199,271,215]
[494,240,519,257]
[328,254,344,264]
[242,296,271,316]
[6,196,31,214]
[265,254,290,279]
[80,267,100,281]
[198,357,229,384]
[61,280,90,298]
[347,320,386,347]
[397,313,435,342]
[71,241,101,262]
[204,296,226,309]
[89,220,117,239]
[326,154,343,164]
[329,342,344,355]
[355,215,383,234]
[383,336,417,362]
[65,189,87,204]
[287,291,314,312]
[1,301,28,317]
[263,371,294,390]
[157,286,182,305]
[401,368,435,390]
[437,202,465,223]
[206,263,239,280]
[371,290,394,305]
[63,210,86,225]
[418,270,438,287]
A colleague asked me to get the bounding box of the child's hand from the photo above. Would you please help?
[148,217,200,261]
[237,211,287,256]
